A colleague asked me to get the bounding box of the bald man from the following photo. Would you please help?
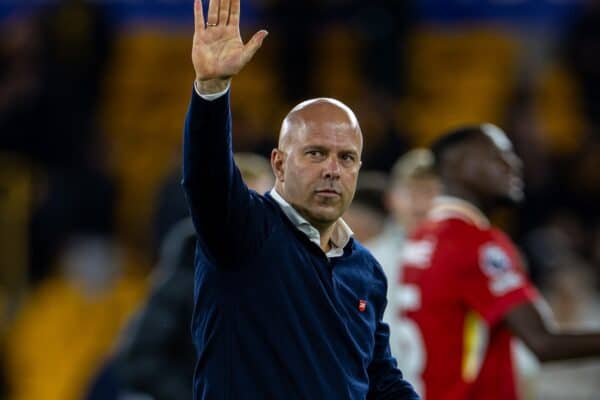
[181,1,419,399]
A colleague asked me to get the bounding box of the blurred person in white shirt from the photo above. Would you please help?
[365,149,440,364]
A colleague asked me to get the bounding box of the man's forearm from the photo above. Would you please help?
[530,332,600,362]
[181,87,234,238]
[507,301,600,362]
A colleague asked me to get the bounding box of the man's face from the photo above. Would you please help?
[464,134,524,204]
[272,105,362,228]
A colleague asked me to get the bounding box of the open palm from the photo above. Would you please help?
[192,0,267,81]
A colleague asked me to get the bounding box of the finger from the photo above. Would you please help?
[241,30,268,65]
[219,0,230,27]
[194,0,205,32]
[228,0,240,26]
[207,0,219,26]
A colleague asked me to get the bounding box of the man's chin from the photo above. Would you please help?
[306,207,344,227]
[495,190,524,207]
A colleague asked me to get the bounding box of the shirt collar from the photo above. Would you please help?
[428,196,490,229]
[269,188,353,256]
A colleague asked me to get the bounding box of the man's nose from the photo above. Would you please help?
[323,156,341,179]
[503,152,523,173]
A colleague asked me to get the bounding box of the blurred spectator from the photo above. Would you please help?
[343,171,388,243]
[365,149,440,365]
[4,234,146,400]
[151,171,193,262]
[233,152,274,194]
[108,218,197,400]
[385,149,440,235]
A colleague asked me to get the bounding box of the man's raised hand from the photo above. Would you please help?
[192,0,267,91]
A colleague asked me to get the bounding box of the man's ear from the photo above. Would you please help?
[271,148,285,182]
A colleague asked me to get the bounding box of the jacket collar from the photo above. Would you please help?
[269,188,353,254]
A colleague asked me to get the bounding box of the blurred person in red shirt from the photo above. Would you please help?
[398,123,600,399]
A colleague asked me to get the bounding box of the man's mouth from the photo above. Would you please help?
[315,189,341,198]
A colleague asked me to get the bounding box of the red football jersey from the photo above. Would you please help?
[397,197,539,400]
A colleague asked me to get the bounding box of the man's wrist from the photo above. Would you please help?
[194,78,231,100]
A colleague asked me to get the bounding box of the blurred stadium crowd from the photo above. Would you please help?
[0,0,599,399]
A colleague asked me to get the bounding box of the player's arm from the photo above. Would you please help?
[461,236,600,362]
[181,0,267,262]
[505,301,600,362]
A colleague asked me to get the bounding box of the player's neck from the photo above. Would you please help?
[443,186,491,217]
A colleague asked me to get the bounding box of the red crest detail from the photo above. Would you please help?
[358,299,367,312]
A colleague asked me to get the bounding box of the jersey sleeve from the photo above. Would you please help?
[458,231,539,327]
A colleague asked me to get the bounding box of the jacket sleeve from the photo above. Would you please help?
[181,88,270,265]
[367,265,421,400]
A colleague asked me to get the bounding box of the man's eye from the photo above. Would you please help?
[307,150,323,157]
[341,154,355,162]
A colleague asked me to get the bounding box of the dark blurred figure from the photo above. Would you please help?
[565,1,600,129]
[0,0,113,167]
[151,172,193,261]
[111,217,197,400]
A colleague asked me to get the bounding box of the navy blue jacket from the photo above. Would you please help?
[182,89,419,400]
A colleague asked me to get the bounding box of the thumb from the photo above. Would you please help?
[241,30,268,66]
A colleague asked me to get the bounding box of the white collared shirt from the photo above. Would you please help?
[269,189,353,258]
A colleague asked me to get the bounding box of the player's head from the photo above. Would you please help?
[430,123,523,205]
[344,171,388,243]
[388,148,440,233]
[234,152,273,194]
[271,98,363,230]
